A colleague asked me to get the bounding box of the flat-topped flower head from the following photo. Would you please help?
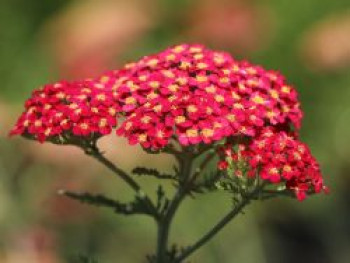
[111,44,303,149]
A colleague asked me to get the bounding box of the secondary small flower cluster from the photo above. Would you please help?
[10,74,120,142]
[218,127,327,200]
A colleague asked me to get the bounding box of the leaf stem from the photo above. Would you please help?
[174,185,263,263]
[83,143,157,217]
[156,153,193,263]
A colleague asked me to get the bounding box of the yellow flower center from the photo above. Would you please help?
[175,116,186,124]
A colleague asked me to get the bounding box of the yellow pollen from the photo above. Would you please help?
[298,145,306,153]
[222,69,230,75]
[281,85,291,93]
[180,61,191,70]
[175,116,186,124]
[168,95,177,102]
[252,95,265,105]
[186,129,198,137]
[231,91,241,100]
[56,92,65,99]
[44,128,51,136]
[168,84,179,92]
[78,94,87,100]
[44,104,51,110]
[156,130,164,138]
[125,122,132,130]
[238,83,246,91]
[194,53,204,60]
[234,103,244,109]
[166,54,176,61]
[99,118,108,127]
[100,76,110,83]
[206,107,213,114]
[147,59,158,67]
[282,105,290,113]
[60,119,68,125]
[226,114,236,121]
[293,152,301,160]
[267,73,278,81]
[149,81,160,89]
[176,77,187,85]
[269,90,279,99]
[80,123,89,130]
[205,85,216,93]
[126,81,139,91]
[28,107,36,114]
[96,94,106,101]
[257,141,265,149]
[187,105,197,113]
[247,79,259,86]
[69,103,78,109]
[94,83,104,89]
[82,88,91,94]
[232,65,240,72]
[125,62,135,69]
[214,56,225,64]
[138,134,147,143]
[92,107,99,113]
[246,67,257,75]
[213,122,222,128]
[108,107,116,116]
[125,97,136,104]
[201,128,214,138]
[220,77,230,84]
[197,62,208,69]
[139,75,147,81]
[196,75,208,82]
[266,110,276,118]
[23,120,30,127]
[147,92,158,100]
[189,47,202,53]
[74,109,82,115]
[283,165,292,172]
[269,167,279,174]
[162,70,175,78]
[215,95,225,103]
[173,45,185,53]
[141,116,151,124]
[153,105,162,112]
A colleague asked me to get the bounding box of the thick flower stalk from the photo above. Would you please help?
[11,44,327,263]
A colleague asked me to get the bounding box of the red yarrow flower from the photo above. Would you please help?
[218,127,327,201]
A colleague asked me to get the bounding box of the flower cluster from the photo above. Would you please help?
[114,44,302,148]
[218,127,327,200]
[10,44,325,200]
[10,73,120,142]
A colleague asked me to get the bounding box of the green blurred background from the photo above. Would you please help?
[1,0,350,262]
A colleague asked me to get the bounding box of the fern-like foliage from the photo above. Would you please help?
[132,167,176,180]
[59,190,154,216]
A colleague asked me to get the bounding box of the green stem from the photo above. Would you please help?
[84,144,157,217]
[174,186,262,263]
[156,154,193,263]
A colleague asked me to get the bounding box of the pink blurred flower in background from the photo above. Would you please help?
[5,227,60,263]
[45,0,155,79]
[300,10,350,72]
[185,0,274,54]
